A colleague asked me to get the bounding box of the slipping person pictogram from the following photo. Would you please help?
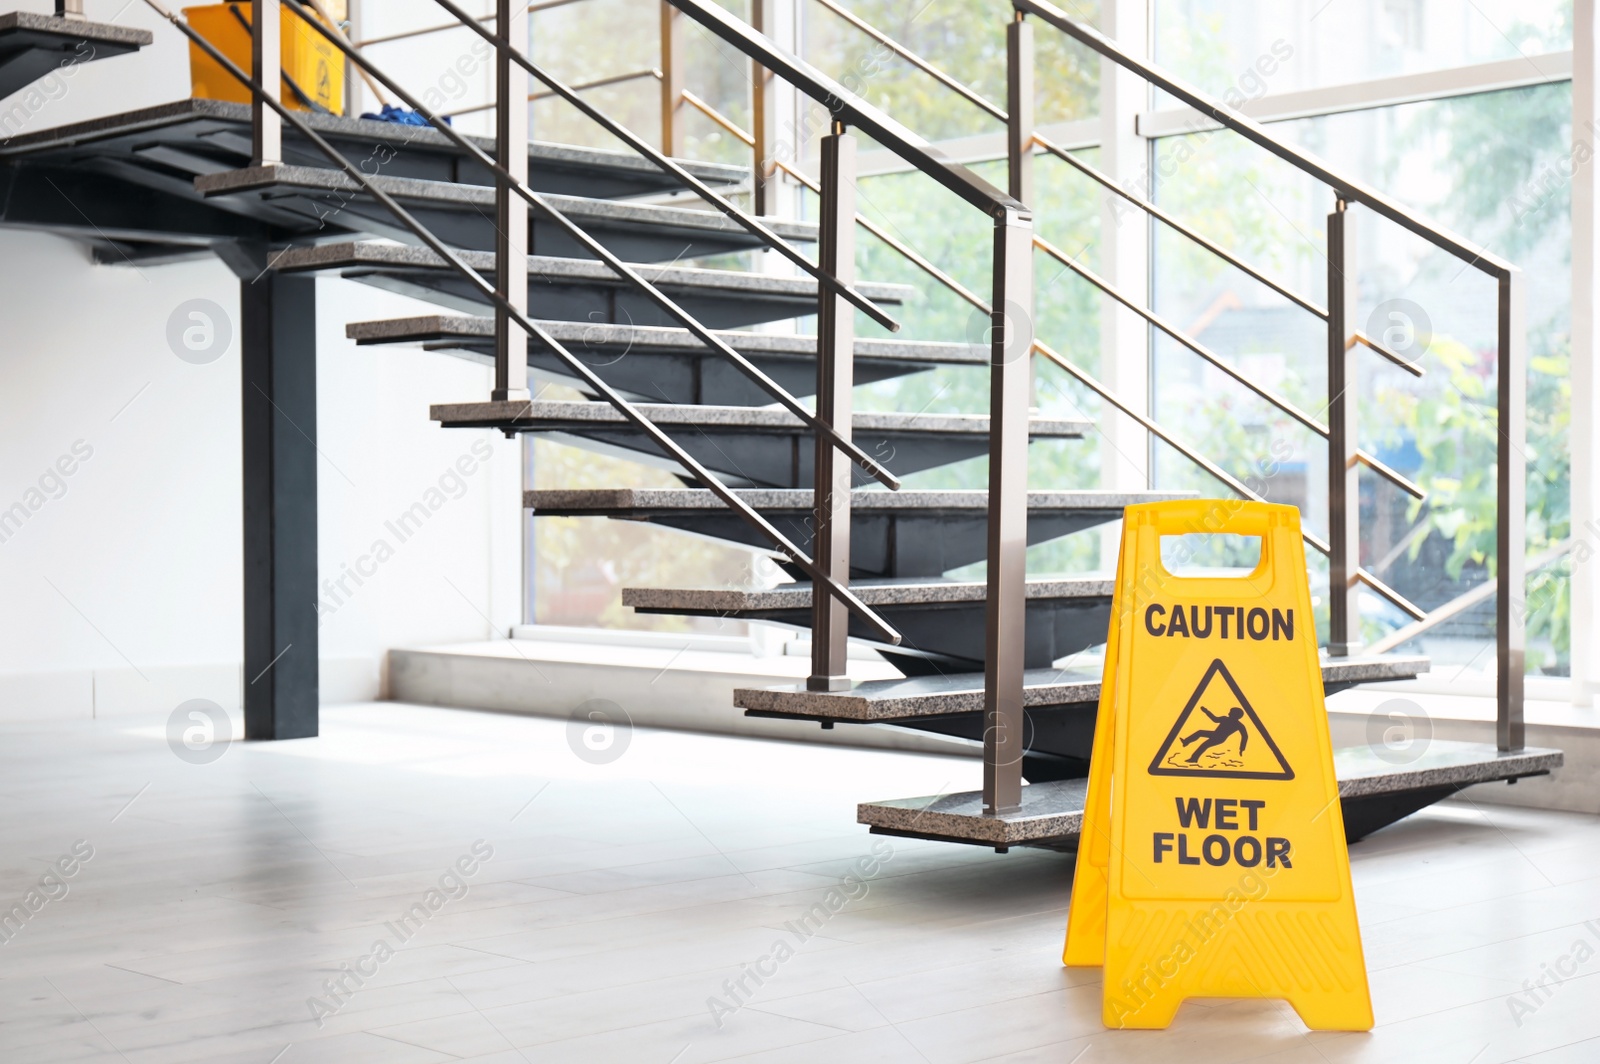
[1149,658,1293,781]
[1181,705,1247,763]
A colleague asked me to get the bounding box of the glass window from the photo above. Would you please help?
[1155,0,1570,99]
[1149,82,1571,675]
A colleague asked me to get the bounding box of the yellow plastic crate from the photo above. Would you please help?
[184,2,344,115]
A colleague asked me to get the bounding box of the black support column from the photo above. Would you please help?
[240,269,319,740]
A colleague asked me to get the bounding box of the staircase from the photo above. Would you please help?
[0,0,1560,845]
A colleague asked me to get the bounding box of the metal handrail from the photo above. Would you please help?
[1018,0,1526,750]
[668,0,1023,217]
[142,0,908,645]
[704,92,1409,527]
[292,0,900,493]
[1030,131,1328,321]
[688,23,1432,625]
[807,0,1006,122]
[1033,234,1328,436]
[1014,0,1514,279]
[1350,331,1425,378]
[424,0,900,334]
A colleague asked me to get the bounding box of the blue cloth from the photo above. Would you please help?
[360,105,449,127]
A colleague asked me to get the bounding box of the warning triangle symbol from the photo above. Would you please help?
[1147,658,1294,781]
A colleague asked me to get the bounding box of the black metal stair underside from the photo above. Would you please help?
[0,12,149,101]
[195,164,816,260]
[274,242,914,328]
[530,487,1195,577]
[858,742,1564,850]
[623,577,1114,671]
[434,401,1086,488]
[0,99,746,258]
[346,316,984,406]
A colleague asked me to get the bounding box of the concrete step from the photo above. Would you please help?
[434,401,1086,489]
[275,241,914,329]
[737,655,1430,777]
[623,576,1113,671]
[347,316,982,406]
[856,741,1564,849]
[0,13,149,101]
[530,488,1194,577]
[196,165,815,261]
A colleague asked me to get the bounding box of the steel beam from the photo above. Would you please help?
[241,270,319,740]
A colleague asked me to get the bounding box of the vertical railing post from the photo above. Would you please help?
[808,122,855,691]
[983,204,1034,817]
[1498,270,1527,750]
[1006,12,1033,205]
[660,2,684,156]
[344,0,363,117]
[751,0,776,215]
[1326,199,1360,656]
[493,0,530,402]
[252,0,282,166]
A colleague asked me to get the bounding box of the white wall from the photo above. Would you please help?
[0,231,520,721]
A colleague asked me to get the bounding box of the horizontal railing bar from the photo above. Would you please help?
[720,120,997,317]
[1033,132,1327,320]
[1366,539,1574,655]
[425,0,901,334]
[442,67,661,117]
[666,0,1024,217]
[297,0,900,490]
[1351,330,1426,378]
[681,89,753,145]
[1015,0,1515,279]
[1356,449,1427,500]
[1034,234,1330,437]
[808,0,1008,122]
[1032,338,1332,556]
[150,0,903,645]
[353,0,584,47]
[781,157,998,313]
[1355,568,1427,621]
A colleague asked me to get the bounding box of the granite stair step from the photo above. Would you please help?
[530,488,1195,577]
[737,655,1430,776]
[195,165,815,261]
[434,401,1086,489]
[0,13,149,101]
[857,741,1564,849]
[347,316,982,406]
[622,577,1113,671]
[0,99,745,200]
[275,241,913,329]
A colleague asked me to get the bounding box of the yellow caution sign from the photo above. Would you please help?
[1064,500,1372,1031]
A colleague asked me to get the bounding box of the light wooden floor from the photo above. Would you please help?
[0,702,1595,1063]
